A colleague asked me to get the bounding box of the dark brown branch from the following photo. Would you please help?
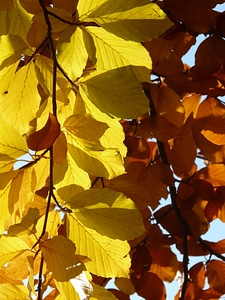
[37,1,58,297]
[46,9,77,25]
[199,238,225,262]
[144,83,190,300]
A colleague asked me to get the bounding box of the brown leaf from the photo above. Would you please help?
[195,36,225,76]
[164,0,217,33]
[124,136,151,159]
[148,247,180,282]
[201,116,225,145]
[144,38,184,76]
[206,260,225,294]
[189,262,205,298]
[131,244,152,278]
[27,113,60,151]
[154,205,185,237]
[131,272,166,300]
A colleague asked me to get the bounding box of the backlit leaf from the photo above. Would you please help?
[0,115,28,160]
[78,0,172,42]
[0,34,29,69]
[54,150,91,202]
[194,164,225,186]
[55,280,80,300]
[83,26,152,82]
[206,260,225,294]
[67,188,145,240]
[64,113,109,146]
[0,283,29,299]
[8,0,32,42]
[91,282,117,300]
[79,69,150,119]
[0,236,28,269]
[27,113,60,151]
[201,116,225,145]
[67,214,131,278]
[57,26,88,81]
[41,236,85,281]
[67,140,125,179]
[8,207,39,236]
[0,62,41,134]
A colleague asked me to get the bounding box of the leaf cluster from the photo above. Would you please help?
[0,0,225,299]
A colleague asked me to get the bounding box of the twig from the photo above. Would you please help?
[46,9,77,25]
[199,238,225,262]
[37,0,58,297]
[144,84,190,300]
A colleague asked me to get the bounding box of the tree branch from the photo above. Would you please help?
[144,83,190,300]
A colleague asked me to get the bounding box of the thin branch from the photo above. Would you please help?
[37,1,58,297]
[37,253,44,300]
[144,84,190,300]
[46,9,77,25]
[199,238,225,262]
[27,37,48,63]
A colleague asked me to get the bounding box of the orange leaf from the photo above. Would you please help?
[201,116,225,145]
[194,164,225,186]
[131,272,166,300]
[124,136,151,159]
[27,113,60,151]
[189,262,205,298]
[206,260,225,294]
[131,244,152,278]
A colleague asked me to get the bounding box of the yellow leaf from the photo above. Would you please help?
[0,171,19,232]
[64,113,109,146]
[0,283,29,299]
[67,214,131,278]
[83,26,151,82]
[0,62,41,134]
[35,55,70,104]
[79,69,150,119]
[57,26,88,81]
[77,91,127,157]
[55,280,80,300]
[41,236,85,281]
[67,188,145,240]
[36,211,60,238]
[67,140,125,179]
[78,0,172,42]
[77,0,106,20]
[0,34,29,69]
[0,236,28,268]
[8,0,32,43]
[0,61,19,95]
[8,207,39,237]
[0,115,28,160]
[54,150,91,202]
[90,282,117,300]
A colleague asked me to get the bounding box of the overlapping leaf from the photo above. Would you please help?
[78,0,172,42]
[57,26,88,81]
[0,115,28,160]
[0,283,29,300]
[83,26,151,82]
[41,236,85,281]
[0,62,41,134]
[79,69,150,119]
[67,214,131,278]
[67,188,145,240]
[0,236,28,269]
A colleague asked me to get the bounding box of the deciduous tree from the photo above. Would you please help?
[0,0,225,299]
